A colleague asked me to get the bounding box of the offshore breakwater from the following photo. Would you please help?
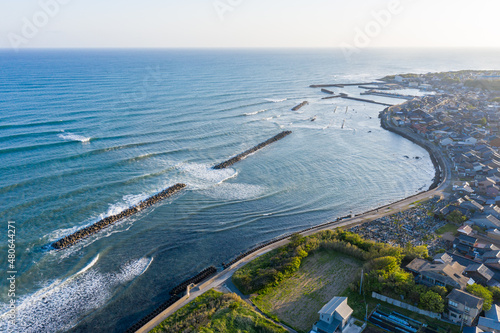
[213,131,292,170]
[291,101,309,111]
[52,183,187,250]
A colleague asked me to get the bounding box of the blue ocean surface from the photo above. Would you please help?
[0,48,499,332]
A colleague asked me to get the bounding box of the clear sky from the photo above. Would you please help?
[1,0,499,49]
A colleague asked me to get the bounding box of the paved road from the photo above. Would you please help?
[136,112,453,333]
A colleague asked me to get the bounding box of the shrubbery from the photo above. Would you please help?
[151,290,286,333]
[467,284,493,311]
[233,229,447,313]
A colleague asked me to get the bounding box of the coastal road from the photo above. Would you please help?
[135,112,454,333]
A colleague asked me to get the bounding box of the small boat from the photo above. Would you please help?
[310,116,317,122]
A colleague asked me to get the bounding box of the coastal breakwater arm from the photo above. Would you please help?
[341,95,394,107]
[291,101,308,111]
[52,183,187,250]
[213,131,292,170]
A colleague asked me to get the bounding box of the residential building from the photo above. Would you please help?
[446,289,484,326]
[406,258,471,289]
[478,304,500,331]
[312,297,353,333]
[464,264,495,286]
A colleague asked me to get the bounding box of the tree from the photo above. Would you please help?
[489,286,500,303]
[431,286,448,297]
[367,256,399,277]
[419,291,444,313]
[467,284,493,311]
[446,210,467,225]
[404,244,428,261]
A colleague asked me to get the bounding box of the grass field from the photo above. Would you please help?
[151,289,286,333]
[252,250,362,333]
[435,223,458,235]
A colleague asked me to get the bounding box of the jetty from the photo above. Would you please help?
[322,95,342,100]
[359,85,391,90]
[321,88,334,95]
[340,95,394,106]
[291,101,308,111]
[361,90,418,100]
[310,82,376,88]
[213,131,292,170]
[51,183,187,250]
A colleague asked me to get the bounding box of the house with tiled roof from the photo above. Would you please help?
[446,289,484,326]
[406,258,472,289]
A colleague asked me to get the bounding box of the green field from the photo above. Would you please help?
[435,223,458,235]
[252,250,362,332]
[150,289,286,333]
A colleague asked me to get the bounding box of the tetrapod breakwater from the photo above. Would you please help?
[292,101,309,111]
[51,183,187,250]
[213,131,292,170]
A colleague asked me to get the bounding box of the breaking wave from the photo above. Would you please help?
[0,257,152,333]
[58,132,91,143]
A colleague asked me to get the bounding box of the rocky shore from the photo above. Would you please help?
[52,183,187,250]
[213,131,292,170]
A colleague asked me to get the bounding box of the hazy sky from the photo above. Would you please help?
[1,0,499,49]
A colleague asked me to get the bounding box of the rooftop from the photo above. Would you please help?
[447,289,484,309]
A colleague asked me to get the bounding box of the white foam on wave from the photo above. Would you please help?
[200,183,265,201]
[45,192,149,244]
[178,163,238,189]
[265,98,287,103]
[244,109,268,116]
[0,257,152,333]
[58,132,91,143]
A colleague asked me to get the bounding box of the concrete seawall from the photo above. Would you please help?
[213,131,292,170]
[52,183,187,250]
[380,110,445,191]
[125,266,217,333]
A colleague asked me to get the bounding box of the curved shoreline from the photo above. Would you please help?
[131,104,452,333]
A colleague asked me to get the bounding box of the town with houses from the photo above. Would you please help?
[346,71,500,332]
[135,71,500,333]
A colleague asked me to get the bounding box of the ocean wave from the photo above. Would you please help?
[58,132,91,143]
[265,98,287,103]
[178,163,238,189]
[0,257,152,333]
[200,183,265,201]
[45,192,150,245]
[243,109,268,116]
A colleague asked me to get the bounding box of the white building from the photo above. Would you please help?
[311,297,353,333]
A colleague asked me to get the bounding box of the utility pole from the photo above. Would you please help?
[359,269,363,295]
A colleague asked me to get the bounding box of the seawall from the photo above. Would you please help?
[380,110,445,191]
[125,266,218,333]
[213,131,292,170]
[52,183,187,250]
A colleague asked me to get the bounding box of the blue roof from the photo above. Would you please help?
[314,319,341,333]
